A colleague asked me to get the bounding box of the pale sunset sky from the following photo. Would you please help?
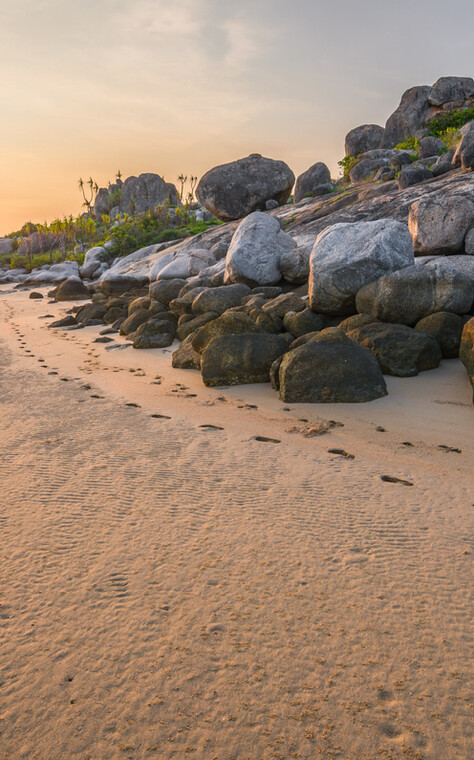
[1,0,473,234]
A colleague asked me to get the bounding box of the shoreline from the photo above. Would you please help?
[0,286,473,760]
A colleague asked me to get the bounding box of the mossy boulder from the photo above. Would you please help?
[274,328,387,403]
[201,333,291,387]
[347,322,442,376]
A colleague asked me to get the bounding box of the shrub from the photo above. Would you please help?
[394,136,419,152]
[426,107,474,136]
[337,154,360,177]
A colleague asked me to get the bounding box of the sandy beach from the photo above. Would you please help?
[0,286,472,760]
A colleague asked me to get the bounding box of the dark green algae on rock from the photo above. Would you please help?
[272,328,387,403]
[201,332,292,387]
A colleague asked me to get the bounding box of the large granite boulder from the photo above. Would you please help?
[54,276,90,301]
[414,312,464,358]
[0,237,13,254]
[201,333,291,387]
[408,192,474,254]
[382,85,432,148]
[344,124,385,157]
[196,154,295,221]
[273,328,387,403]
[294,162,331,203]
[459,317,474,401]
[225,211,296,286]
[346,322,442,377]
[428,77,474,108]
[309,219,414,315]
[355,262,474,325]
[100,274,148,295]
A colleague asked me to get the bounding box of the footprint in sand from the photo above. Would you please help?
[199,424,224,430]
[150,414,171,419]
[438,444,462,453]
[381,475,413,486]
[125,402,141,408]
[253,436,281,444]
[328,449,355,459]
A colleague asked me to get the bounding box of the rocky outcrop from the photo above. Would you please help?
[94,173,179,219]
[225,212,296,286]
[382,77,474,148]
[196,154,295,221]
[345,125,385,157]
[309,219,414,315]
[273,329,387,403]
[294,162,331,203]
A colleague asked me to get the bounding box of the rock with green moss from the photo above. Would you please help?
[274,328,387,403]
[414,312,464,358]
[201,333,291,387]
[191,311,262,354]
[346,322,442,376]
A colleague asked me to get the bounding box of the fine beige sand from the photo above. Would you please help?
[0,286,473,760]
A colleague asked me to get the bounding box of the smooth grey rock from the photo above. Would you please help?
[275,328,387,403]
[279,246,310,283]
[225,211,296,286]
[355,263,474,325]
[344,124,385,157]
[118,173,179,215]
[188,249,216,276]
[294,162,331,203]
[309,219,414,315]
[157,254,191,280]
[196,154,295,221]
[80,246,107,279]
[408,193,474,254]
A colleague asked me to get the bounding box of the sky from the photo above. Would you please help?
[0,0,473,235]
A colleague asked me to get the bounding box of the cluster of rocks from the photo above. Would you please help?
[93,172,180,220]
[4,75,474,402]
[48,204,473,402]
